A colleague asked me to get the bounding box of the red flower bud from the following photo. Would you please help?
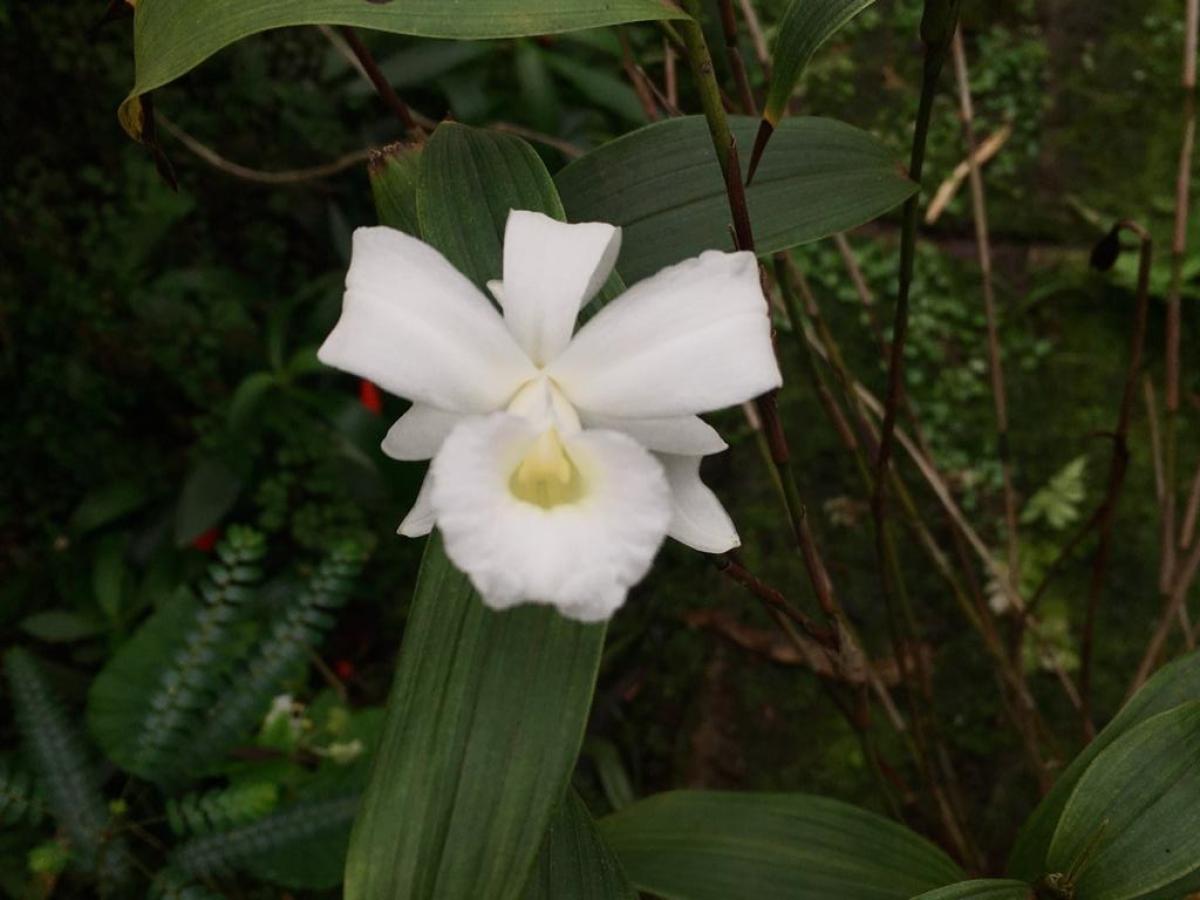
[358,379,383,415]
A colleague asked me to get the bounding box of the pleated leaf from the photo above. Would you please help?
[599,791,964,899]
[119,0,687,140]
[1044,702,1200,900]
[556,115,915,283]
[524,792,637,900]
[1008,648,1200,880]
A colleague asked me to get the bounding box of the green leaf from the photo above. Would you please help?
[92,533,129,623]
[19,610,106,644]
[556,115,915,283]
[228,371,278,432]
[344,534,605,899]
[524,792,637,900]
[69,478,149,535]
[120,0,688,141]
[1008,648,1200,880]
[911,881,1034,900]
[174,457,242,546]
[762,0,875,127]
[369,142,424,239]
[1045,702,1200,900]
[599,791,964,899]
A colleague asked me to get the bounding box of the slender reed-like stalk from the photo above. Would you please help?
[336,27,423,137]
[951,28,1021,584]
[717,0,758,114]
[1078,222,1153,740]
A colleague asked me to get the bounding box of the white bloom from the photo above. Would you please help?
[319,210,781,621]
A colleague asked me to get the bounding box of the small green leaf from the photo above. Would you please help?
[556,115,915,283]
[120,0,688,141]
[911,881,1034,900]
[92,534,129,623]
[599,791,964,899]
[1045,702,1200,900]
[69,479,148,535]
[1008,648,1200,880]
[228,371,278,432]
[369,142,424,239]
[174,458,242,546]
[19,610,106,644]
[524,792,637,900]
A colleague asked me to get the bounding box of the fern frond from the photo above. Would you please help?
[0,756,45,826]
[149,866,226,900]
[4,649,133,895]
[177,540,367,772]
[166,781,279,837]
[171,792,359,890]
[88,526,266,785]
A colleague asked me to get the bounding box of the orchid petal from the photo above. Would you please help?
[548,250,781,418]
[398,472,436,537]
[497,210,621,366]
[318,227,536,412]
[381,404,464,461]
[429,414,670,622]
[660,454,740,553]
[580,412,727,456]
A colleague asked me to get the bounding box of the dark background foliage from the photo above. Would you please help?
[1,0,1197,895]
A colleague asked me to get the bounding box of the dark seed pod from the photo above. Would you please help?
[1090,225,1123,272]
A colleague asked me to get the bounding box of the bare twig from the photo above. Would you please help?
[1132,535,1200,694]
[664,39,679,108]
[834,233,889,355]
[489,122,585,158]
[716,555,836,648]
[157,115,371,185]
[1079,221,1153,740]
[952,28,1021,585]
[1182,455,1200,551]
[1146,376,1167,505]
[924,123,1012,224]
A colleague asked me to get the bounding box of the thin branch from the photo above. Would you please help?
[1182,454,1200,551]
[1146,376,1167,506]
[1079,221,1153,740]
[157,115,371,185]
[834,233,889,356]
[1132,533,1200,694]
[717,0,758,114]
[924,123,1012,224]
[618,27,663,121]
[336,26,423,137]
[716,555,836,648]
[737,0,771,74]
[952,27,1021,585]
[664,39,679,109]
[489,122,585,158]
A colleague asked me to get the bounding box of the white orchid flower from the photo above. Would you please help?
[318,210,782,622]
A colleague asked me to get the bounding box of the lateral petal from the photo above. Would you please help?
[318,226,536,413]
[548,249,781,418]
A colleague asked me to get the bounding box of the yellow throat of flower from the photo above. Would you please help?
[509,429,585,509]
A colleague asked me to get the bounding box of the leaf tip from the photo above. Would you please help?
[745,119,774,187]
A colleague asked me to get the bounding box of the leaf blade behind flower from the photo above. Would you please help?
[344,123,609,900]
[556,115,916,283]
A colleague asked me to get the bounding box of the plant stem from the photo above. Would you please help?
[717,0,758,114]
[951,28,1021,584]
[1078,222,1153,741]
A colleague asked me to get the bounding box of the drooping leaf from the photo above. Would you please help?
[1008,648,1200,880]
[1044,702,1200,900]
[19,610,106,644]
[120,0,688,141]
[599,791,964,900]
[556,115,915,283]
[524,792,637,900]
[911,881,1034,900]
[69,479,149,535]
[344,535,606,900]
